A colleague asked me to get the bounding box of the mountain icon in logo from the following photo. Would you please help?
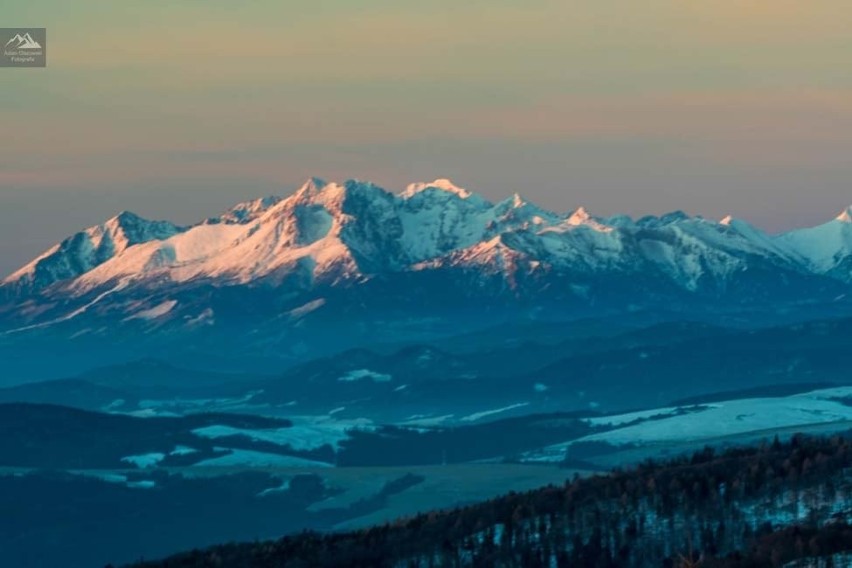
[5,33,41,49]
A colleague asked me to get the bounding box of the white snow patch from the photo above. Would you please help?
[257,478,292,497]
[121,452,166,469]
[401,178,473,200]
[523,388,852,464]
[338,369,392,383]
[170,445,198,456]
[402,414,455,426]
[585,406,690,427]
[582,388,852,446]
[125,300,177,321]
[192,416,370,451]
[287,298,326,319]
[461,402,529,423]
[186,308,214,327]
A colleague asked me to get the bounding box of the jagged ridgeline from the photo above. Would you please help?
[2,178,852,379]
[5,178,852,303]
[128,434,852,568]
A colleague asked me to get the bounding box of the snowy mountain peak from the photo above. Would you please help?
[401,178,473,199]
[1,211,183,293]
[836,206,852,223]
[294,177,330,199]
[547,206,613,233]
[213,196,283,225]
[566,206,592,225]
[565,207,612,230]
[6,176,852,327]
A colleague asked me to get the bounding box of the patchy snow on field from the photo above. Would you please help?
[524,387,852,464]
[121,452,166,469]
[192,416,371,451]
[585,406,698,427]
[257,477,292,497]
[170,445,198,456]
[800,386,852,399]
[71,471,158,489]
[401,414,455,427]
[581,389,852,446]
[461,403,529,423]
[126,480,157,489]
[125,300,177,321]
[338,369,392,382]
[195,449,331,468]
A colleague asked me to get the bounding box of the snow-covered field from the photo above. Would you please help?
[72,471,159,490]
[121,452,166,469]
[526,387,852,463]
[121,445,200,468]
[338,369,392,383]
[191,415,373,451]
[460,402,530,423]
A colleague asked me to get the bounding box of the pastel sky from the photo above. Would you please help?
[2,1,852,276]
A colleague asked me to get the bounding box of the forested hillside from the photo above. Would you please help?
[129,434,852,568]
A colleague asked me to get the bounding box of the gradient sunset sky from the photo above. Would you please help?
[2,1,851,275]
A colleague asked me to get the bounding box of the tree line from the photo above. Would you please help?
[127,433,852,567]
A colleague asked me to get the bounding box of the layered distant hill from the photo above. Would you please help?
[1,178,851,379]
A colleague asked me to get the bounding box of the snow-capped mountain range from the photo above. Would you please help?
[4,177,851,296]
[1,177,851,375]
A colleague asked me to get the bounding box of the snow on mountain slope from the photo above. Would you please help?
[71,179,361,292]
[400,178,480,201]
[6,178,565,297]
[2,179,850,316]
[561,206,611,231]
[776,207,852,279]
[720,216,799,261]
[635,218,794,291]
[209,195,283,225]
[1,212,183,295]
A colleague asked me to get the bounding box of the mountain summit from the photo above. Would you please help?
[401,178,475,200]
[2,211,183,296]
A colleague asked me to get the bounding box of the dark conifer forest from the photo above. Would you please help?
[128,433,852,568]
